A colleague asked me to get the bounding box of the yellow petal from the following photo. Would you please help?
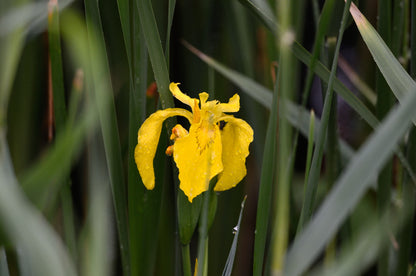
[135,108,192,190]
[214,116,253,191]
[199,92,209,105]
[169,82,198,108]
[218,94,240,113]
[173,122,223,202]
[193,259,198,276]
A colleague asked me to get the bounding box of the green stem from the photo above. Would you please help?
[396,5,416,273]
[181,244,191,276]
[272,0,294,272]
[324,35,340,265]
[376,0,393,275]
[196,190,210,276]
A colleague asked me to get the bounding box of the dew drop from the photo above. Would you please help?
[232,226,238,234]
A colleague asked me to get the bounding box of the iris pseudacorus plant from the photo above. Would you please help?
[135,82,254,202]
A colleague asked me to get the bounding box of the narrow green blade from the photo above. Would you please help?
[136,0,174,109]
[0,133,76,276]
[222,196,247,276]
[239,0,379,129]
[0,247,9,276]
[349,3,416,114]
[284,79,416,276]
[83,1,130,274]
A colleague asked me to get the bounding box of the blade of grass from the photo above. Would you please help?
[252,64,280,276]
[83,0,130,274]
[47,0,77,261]
[48,0,66,131]
[0,247,9,276]
[21,103,97,206]
[298,0,351,230]
[81,135,112,276]
[271,0,295,272]
[117,0,155,272]
[349,2,416,109]
[239,0,380,129]
[396,3,416,274]
[231,1,254,77]
[0,131,76,276]
[222,196,247,276]
[375,0,394,274]
[135,1,182,275]
[323,36,340,265]
[165,0,175,63]
[136,0,174,109]
[185,5,416,181]
[396,127,416,276]
[287,0,338,194]
[391,0,405,56]
[298,0,337,107]
[284,75,416,276]
[297,111,315,235]
[338,56,376,105]
[0,0,74,38]
[0,2,25,128]
[116,0,132,62]
[347,7,416,273]
[309,209,394,276]
[305,111,315,186]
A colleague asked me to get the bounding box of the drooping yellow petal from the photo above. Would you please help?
[135,108,192,190]
[173,122,223,202]
[169,82,198,108]
[214,116,253,191]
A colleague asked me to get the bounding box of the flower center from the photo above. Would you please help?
[195,120,217,154]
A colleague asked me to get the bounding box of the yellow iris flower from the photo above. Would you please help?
[135,82,254,202]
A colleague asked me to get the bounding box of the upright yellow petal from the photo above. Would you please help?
[218,94,240,113]
[173,122,223,202]
[135,108,192,190]
[214,116,253,191]
[169,82,197,108]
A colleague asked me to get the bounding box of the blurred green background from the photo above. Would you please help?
[2,0,416,275]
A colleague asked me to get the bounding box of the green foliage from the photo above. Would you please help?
[1,0,416,275]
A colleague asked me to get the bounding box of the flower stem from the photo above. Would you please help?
[181,244,191,276]
[196,189,210,276]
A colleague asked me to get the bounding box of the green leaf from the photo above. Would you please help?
[349,2,416,109]
[47,1,66,131]
[0,247,9,276]
[47,1,77,261]
[297,0,352,233]
[0,1,25,126]
[253,71,279,276]
[83,1,130,274]
[239,0,380,129]
[81,137,112,276]
[284,77,416,276]
[136,0,174,110]
[0,132,76,276]
[177,191,202,245]
[222,196,247,276]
